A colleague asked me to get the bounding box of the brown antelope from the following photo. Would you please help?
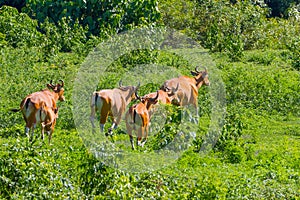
[11,80,65,141]
[90,81,140,135]
[160,67,210,122]
[125,91,159,150]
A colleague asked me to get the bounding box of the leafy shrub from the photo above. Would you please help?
[220,55,300,116]
[159,0,300,61]
[286,37,300,70]
[150,105,183,150]
[0,6,43,48]
[204,1,272,59]
[160,0,269,59]
[24,0,161,37]
[0,32,7,47]
[245,50,279,65]
[214,105,244,151]
[222,141,246,163]
[0,139,85,199]
[39,17,88,56]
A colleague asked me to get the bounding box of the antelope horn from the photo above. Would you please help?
[135,90,141,101]
[59,79,64,87]
[149,90,159,102]
[173,83,179,93]
[119,80,123,87]
[195,66,200,73]
[136,81,140,89]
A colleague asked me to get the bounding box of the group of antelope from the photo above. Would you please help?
[12,67,210,149]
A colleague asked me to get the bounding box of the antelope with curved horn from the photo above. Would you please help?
[125,91,159,150]
[90,81,140,136]
[11,80,65,142]
[160,66,210,123]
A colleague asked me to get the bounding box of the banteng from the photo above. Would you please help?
[160,67,210,122]
[90,81,140,135]
[125,91,159,150]
[11,80,65,141]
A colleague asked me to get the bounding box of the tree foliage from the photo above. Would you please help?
[265,0,300,17]
[23,0,161,36]
[159,0,300,62]
[0,6,43,48]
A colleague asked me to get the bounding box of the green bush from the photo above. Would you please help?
[0,32,7,47]
[220,54,300,116]
[39,17,88,56]
[223,141,246,163]
[0,139,85,198]
[287,37,300,70]
[159,0,300,61]
[214,105,244,152]
[0,6,43,48]
[24,0,161,37]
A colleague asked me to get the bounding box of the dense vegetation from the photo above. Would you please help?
[0,0,299,198]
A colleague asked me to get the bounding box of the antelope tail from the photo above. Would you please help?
[128,106,137,124]
[133,108,137,124]
[10,108,20,112]
[10,97,31,112]
[24,98,30,110]
[91,93,99,107]
[95,93,99,106]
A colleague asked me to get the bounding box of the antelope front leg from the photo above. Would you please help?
[108,114,121,136]
[126,122,135,150]
[30,123,36,142]
[137,127,144,147]
[25,127,30,141]
[41,128,44,140]
[41,123,45,140]
[141,126,149,147]
[48,130,53,145]
[193,105,199,124]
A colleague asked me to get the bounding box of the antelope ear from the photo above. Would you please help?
[165,87,170,92]
[202,70,208,78]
